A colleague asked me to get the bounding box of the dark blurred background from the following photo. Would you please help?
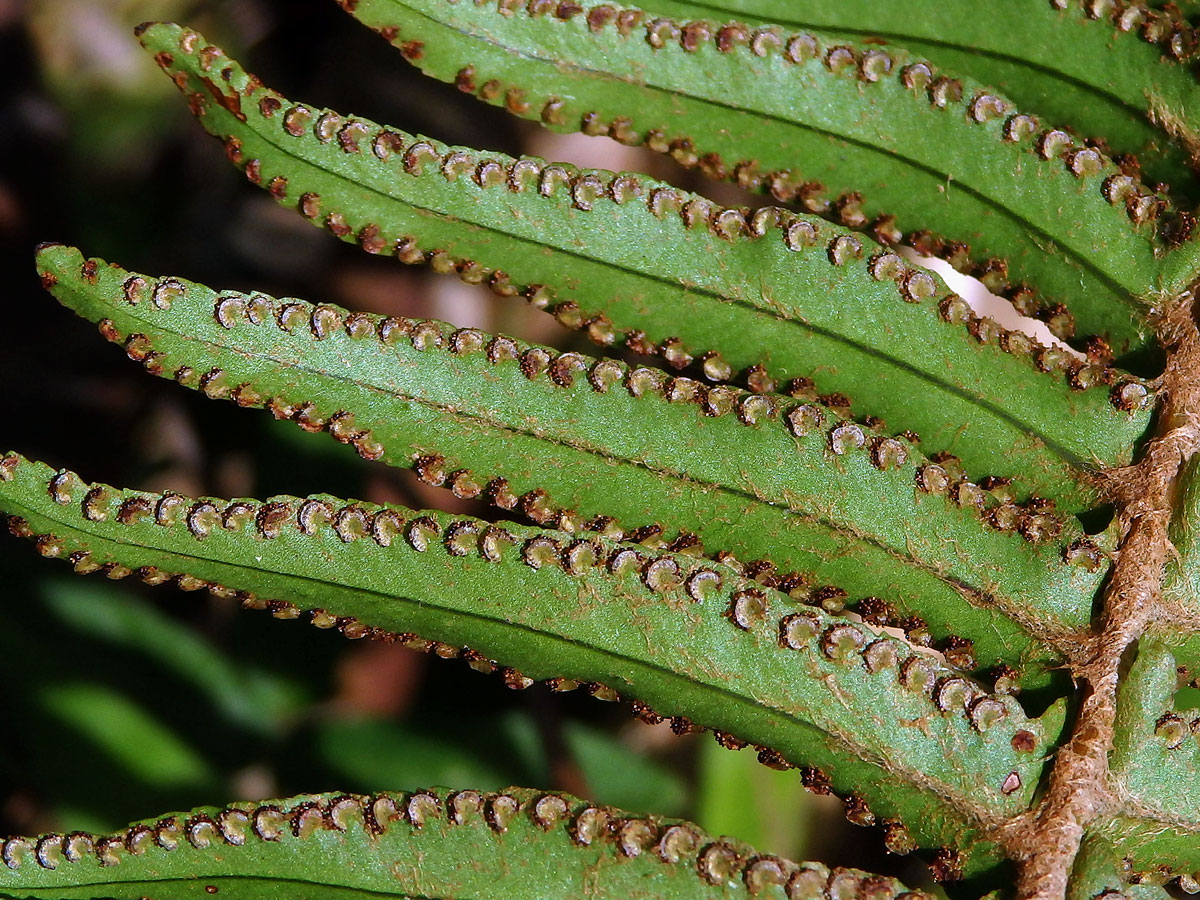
[0,0,933,883]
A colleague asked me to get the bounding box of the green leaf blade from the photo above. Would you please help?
[1067,835,1174,900]
[1104,639,1200,878]
[36,245,1116,688]
[0,788,920,900]
[336,0,1187,355]
[0,452,1056,869]
[584,0,1200,200]
[136,22,1154,514]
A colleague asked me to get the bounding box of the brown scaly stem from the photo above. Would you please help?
[1005,291,1200,900]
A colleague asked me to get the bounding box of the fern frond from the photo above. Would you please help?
[37,245,1123,689]
[0,452,1061,871]
[547,0,1200,199]
[137,22,1155,511]
[335,0,1199,355]
[0,787,922,900]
